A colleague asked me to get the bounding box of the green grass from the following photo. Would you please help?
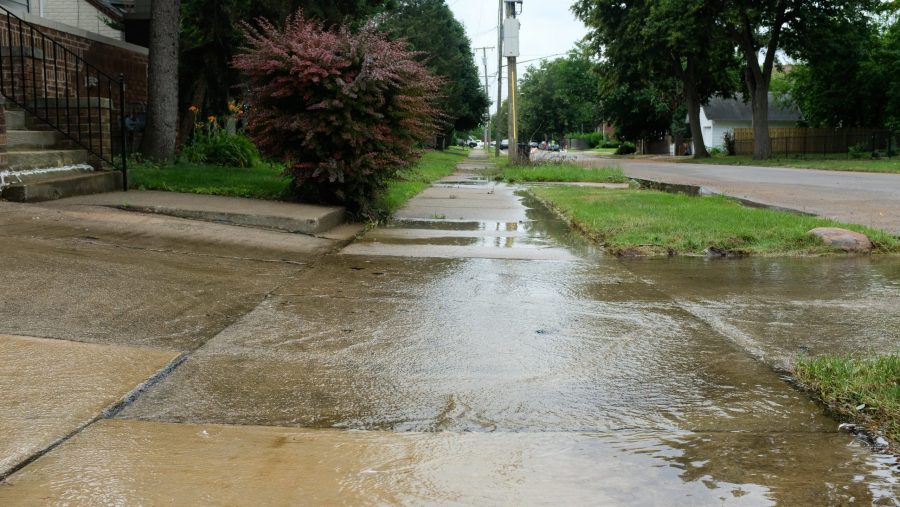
[683,153,900,174]
[528,186,900,256]
[499,164,627,184]
[794,355,900,443]
[130,160,291,200]
[375,148,467,217]
[130,148,466,216]
[592,147,618,155]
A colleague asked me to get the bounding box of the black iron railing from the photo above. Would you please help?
[0,6,127,189]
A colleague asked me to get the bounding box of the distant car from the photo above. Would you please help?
[529,141,539,149]
[467,139,478,148]
[476,140,485,149]
[500,139,509,150]
[549,142,560,152]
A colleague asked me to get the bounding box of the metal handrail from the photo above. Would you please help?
[0,6,127,190]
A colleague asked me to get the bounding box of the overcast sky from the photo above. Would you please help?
[446,0,589,106]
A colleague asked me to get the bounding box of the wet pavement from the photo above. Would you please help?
[1,152,899,504]
[0,335,178,478]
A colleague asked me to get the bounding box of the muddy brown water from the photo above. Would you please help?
[2,159,899,504]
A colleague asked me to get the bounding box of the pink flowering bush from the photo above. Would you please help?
[233,12,442,217]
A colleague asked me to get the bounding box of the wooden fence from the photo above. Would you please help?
[732,127,894,156]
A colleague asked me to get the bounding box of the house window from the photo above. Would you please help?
[0,0,30,15]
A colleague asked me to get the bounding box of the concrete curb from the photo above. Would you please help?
[114,204,346,235]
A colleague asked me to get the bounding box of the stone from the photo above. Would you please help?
[808,227,873,252]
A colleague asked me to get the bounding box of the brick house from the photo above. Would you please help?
[0,0,149,201]
[0,0,134,39]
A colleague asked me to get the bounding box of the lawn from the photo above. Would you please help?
[794,355,900,445]
[130,161,291,200]
[684,153,900,174]
[130,148,466,218]
[591,147,618,155]
[528,186,900,256]
[498,164,627,184]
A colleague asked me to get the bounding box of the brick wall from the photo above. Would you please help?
[0,8,147,169]
[0,16,147,106]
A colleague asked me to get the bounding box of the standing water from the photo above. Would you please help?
[1,152,898,505]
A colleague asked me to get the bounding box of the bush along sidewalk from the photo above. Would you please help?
[233,13,442,220]
[528,186,900,256]
[793,355,900,451]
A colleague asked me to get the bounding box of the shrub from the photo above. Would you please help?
[599,140,621,149]
[567,132,604,148]
[615,141,636,155]
[723,131,736,155]
[848,143,868,159]
[233,12,442,218]
[182,116,260,167]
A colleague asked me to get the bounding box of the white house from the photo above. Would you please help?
[0,0,130,39]
[696,94,802,150]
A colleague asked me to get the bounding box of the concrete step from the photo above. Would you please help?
[4,107,57,131]
[55,191,347,235]
[5,109,26,130]
[7,130,62,150]
[1,169,122,202]
[6,149,89,171]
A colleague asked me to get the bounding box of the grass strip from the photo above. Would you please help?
[682,154,900,174]
[130,161,291,200]
[499,164,627,184]
[376,148,468,217]
[528,186,900,256]
[130,148,466,216]
[794,355,900,443]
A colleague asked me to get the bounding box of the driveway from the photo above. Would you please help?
[575,153,900,235]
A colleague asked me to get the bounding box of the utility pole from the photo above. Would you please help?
[503,1,522,163]
[495,0,503,158]
[473,46,494,152]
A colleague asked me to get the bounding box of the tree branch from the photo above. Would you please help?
[762,0,788,81]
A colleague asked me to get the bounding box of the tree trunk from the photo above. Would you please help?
[143,0,181,163]
[684,79,709,158]
[745,67,772,160]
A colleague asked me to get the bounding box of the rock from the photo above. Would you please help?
[808,227,873,252]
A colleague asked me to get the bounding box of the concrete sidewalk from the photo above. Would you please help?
[576,153,900,235]
[52,190,346,235]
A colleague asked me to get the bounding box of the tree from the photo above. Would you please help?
[381,0,489,148]
[233,13,441,218]
[573,0,737,158]
[783,4,899,129]
[143,0,181,162]
[517,47,601,142]
[717,0,878,159]
[600,79,673,144]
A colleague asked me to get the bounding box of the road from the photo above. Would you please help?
[574,152,900,235]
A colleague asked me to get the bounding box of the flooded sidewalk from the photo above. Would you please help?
[1,151,899,504]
